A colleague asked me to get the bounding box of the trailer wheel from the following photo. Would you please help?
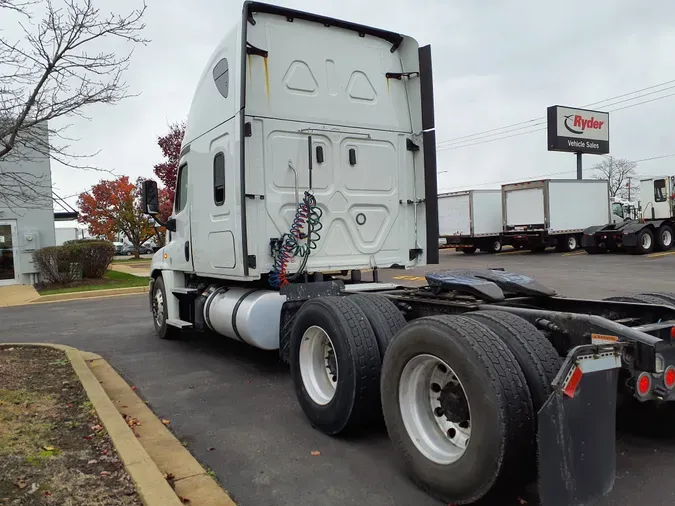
[633,228,654,254]
[556,234,578,252]
[462,247,477,255]
[151,276,181,340]
[290,296,381,435]
[487,239,502,254]
[464,311,561,413]
[348,294,407,357]
[656,225,673,251]
[381,315,534,504]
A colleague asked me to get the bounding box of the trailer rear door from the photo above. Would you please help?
[504,183,545,229]
[438,193,470,236]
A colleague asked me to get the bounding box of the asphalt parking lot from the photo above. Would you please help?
[3,249,675,505]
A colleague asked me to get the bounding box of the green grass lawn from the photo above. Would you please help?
[38,270,150,296]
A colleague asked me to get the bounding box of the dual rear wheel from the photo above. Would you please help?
[290,297,561,504]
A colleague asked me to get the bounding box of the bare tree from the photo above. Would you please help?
[591,156,638,200]
[0,0,148,205]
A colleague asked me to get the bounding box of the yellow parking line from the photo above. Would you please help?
[392,275,426,281]
[563,250,587,257]
[496,249,528,256]
[647,250,675,259]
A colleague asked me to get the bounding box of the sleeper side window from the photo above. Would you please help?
[654,179,667,203]
[175,163,189,213]
[214,153,225,206]
[213,58,229,98]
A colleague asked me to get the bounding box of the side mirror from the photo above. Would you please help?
[141,180,159,215]
[165,217,177,232]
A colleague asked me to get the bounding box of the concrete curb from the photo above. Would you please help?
[2,343,182,506]
[31,286,148,305]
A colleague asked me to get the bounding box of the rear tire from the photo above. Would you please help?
[633,228,654,254]
[656,225,673,251]
[151,277,181,340]
[487,239,502,254]
[381,315,534,504]
[464,311,562,413]
[348,294,407,357]
[462,247,477,255]
[290,296,381,435]
[556,234,578,252]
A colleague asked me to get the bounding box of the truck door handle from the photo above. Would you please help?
[184,241,190,262]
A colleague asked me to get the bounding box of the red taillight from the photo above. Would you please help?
[637,372,652,397]
[670,327,675,339]
[665,367,675,390]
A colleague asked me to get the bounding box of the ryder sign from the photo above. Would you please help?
[547,105,609,154]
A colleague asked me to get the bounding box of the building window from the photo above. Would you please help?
[213,58,229,98]
[654,179,667,203]
[175,163,188,213]
[214,153,225,205]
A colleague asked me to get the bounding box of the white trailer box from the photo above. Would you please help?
[438,190,504,253]
[502,179,610,251]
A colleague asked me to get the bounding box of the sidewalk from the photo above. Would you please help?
[110,262,151,278]
[0,284,39,307]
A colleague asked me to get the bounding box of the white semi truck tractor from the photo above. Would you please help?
[141,3,675,504]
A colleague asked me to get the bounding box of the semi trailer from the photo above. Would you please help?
[501,178,611,252]
[583,176,675,254]
[140,3,675,505]
[438,190,505,254]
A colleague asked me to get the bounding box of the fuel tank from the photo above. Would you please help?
[203,286,286,350]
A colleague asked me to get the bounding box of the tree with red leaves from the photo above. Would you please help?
[153,122,185,204]
[77,176,155,258]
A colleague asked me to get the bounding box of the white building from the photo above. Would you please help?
[0,127,57,285]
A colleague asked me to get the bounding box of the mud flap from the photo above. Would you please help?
[538,345,622,506]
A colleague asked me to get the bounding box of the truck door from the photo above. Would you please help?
[164,161,194,272]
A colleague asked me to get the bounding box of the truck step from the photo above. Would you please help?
[166,318,193,329]
[172,287,200,295]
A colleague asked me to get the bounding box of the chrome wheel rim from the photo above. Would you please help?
[152,288,164,327]
[399,354,471,465]
[299,326,338,405]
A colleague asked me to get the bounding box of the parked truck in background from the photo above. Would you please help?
[139,3,675,505]
[438,190,505,254]
[583,175,675,254]
[501,178,611,252]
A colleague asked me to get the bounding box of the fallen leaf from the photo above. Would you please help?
[27,483,39,495]
[207,447,215,452]
[161,419,170,425]
[42,446,55,451]
[100,471,111,477]
[91,425,102,431]
[66,404,72,408]
[101,449,109,455]
[44,491,51,497]
[16,479,26,490]
[165,473,175,481]
[88,459,98,465]
[131,386,137,391]
[83,435,93,441]
[311,451,321,456]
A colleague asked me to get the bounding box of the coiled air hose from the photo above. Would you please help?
[270,191,323,288]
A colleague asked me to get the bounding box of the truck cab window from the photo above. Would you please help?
[612,203,623,219]
[214,153,225,205]
[175,164,188,213]
[654,179,667,202]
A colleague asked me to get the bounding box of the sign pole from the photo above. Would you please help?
[576,152,582,179]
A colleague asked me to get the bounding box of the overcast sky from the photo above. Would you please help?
[6,0,675,214]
